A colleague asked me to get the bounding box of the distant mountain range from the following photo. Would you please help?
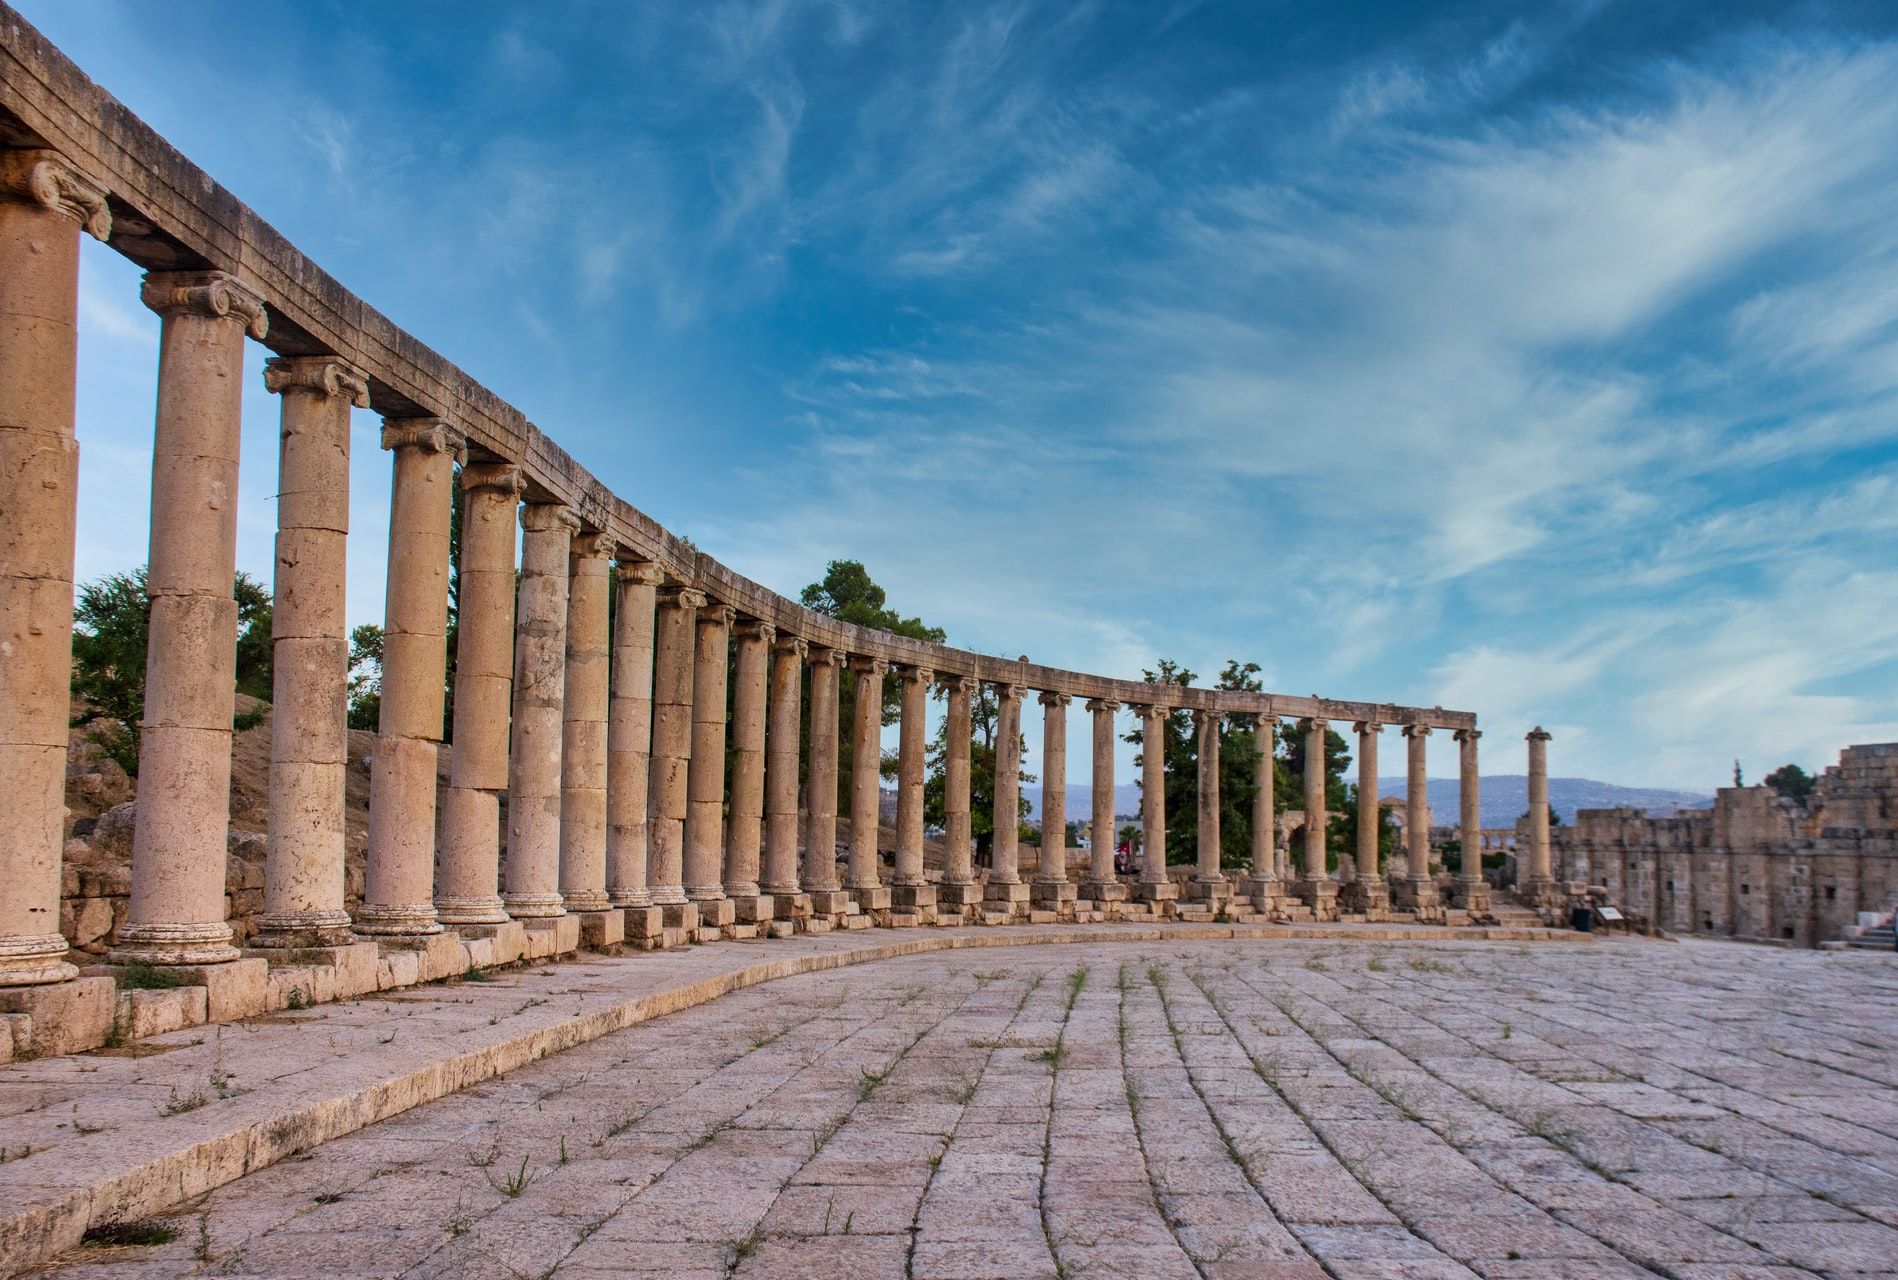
[1021,777,1712,829]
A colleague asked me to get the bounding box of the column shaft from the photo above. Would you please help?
[1301,718,1328,882]
[893,666,932,886]
[846,658,888,891]
[1456,729,1486,903]
[115,272,268,965]
[725,620,773,899]
[436,463,522,924]
[1356,723,1380,882]
[941,677,976,887]
[1194,709,1221,887]
[646,587,705,907]
[558,533,613,912]
[253,357,366,946]
[990,685,1025,885]
[0,151,107,983]
[1249,719,1277,889]
[605,563,662,907]
[1085,700,1118,889]
[761,637,806,895]
[1037,692,1071,886]
[683,604,735,903]
[1139,705,1169,889]
[502,501,579,919]
[1406,725,1431,880]
[1527,727,1553,883]
[803,649,844,892]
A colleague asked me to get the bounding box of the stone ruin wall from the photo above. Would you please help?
[1551,743,1898,947]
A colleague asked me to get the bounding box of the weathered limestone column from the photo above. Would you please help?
[1083,699,1125,906]
[1241,717,1279,906]
[846,657,891,919]
[1033,691,1076,912]
[0,151,108,985]
[1292,717,1336,919]
[938,676,981,914]
[1341,720,1388,915]
[1134,704,1177,907]
[892,665,936,919]
[1187,709,1226,905]
[1451,728,1491,913]
[250,356,367,948]
[683,602,736,930]
[725,619,775,927]
[435,463,522,927]
[762,635,809,922]
[985,684,1030,915]
[113,272,269,966]
[1394,723,1439,913]
[558,532,617,944]
[605,562,661,915]
[501,501,579,922]
[803,647,848,923]
[647,585,704,928]
[1525,726,1556,905]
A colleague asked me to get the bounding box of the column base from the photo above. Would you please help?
[573,910,625,950]
[938,881,984,908]
[110,921,241,967]
[1446,877,1492,913]
[1032,880,1077,908]
[0,934,80,986]
[1392,877,1439,911]
[1082,879,1129,903]
[765,891,811,922]
[661,901,702,932]
[892,884,938,910]
[1292,878,1338,922]
[1338,879,1390,915]
[352,902,445,937]
[608,890,654,910]
[249,910,356,950]
[623,906,666,947]
[984,880,1030,905]
[1239,877,1281,906]
[561,889,614,913]
[729,894,776,925]
[434,896,511,927]
[0,975,114,1056]
[1184,876,1230,904]
[695,897,739,929]
[501,893,567,921]
[851,885,891,911]
[450,920,529,966]
[521,914,582,959]
[806,888,852,923]
[1520,877,1566,913]
[1133,880,1179,903]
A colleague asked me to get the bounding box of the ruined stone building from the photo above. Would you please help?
[1551,743,1898,946]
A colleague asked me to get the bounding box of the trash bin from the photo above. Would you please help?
[1570,905,1594,933]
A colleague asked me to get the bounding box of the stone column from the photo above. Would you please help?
[846,657,891,919]
[986,683,1030,914]
[683,603,736,931]
[113,272,269,966]
[1451,728,1491,913]
[502,501,579,922]
[251,356,367,948]
[938,676,980,913]
[1525,726,1555,904]
[1393,723,1438,912]
[725,619,774,927]
[1188,709,1227,905]
[1033,692,1075,912]
[0,151,107,985]
[1083,700,1124,906]
[1339,721,1387,915]
[804,647,847,922]
[646,585,703,926]
[1134,704,1176,906]
[1242,717,1279,905]
[558,532,616,942]
[892,665,935,919]
[434,464,523,927]
[1293,717,1336,919]
[607,563,662,940]
[762,635,809,921]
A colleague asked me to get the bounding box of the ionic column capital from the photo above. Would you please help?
[996,683,1027,704]
[1455,727,1482,743]
[1403,722,1432,739]
[263,355,370,407]
[698,602,737,628]
[772,633,810,659]
[849,655,891,677]
[615,559,664,587]
[1354,720,1383,736]
[0,148,110,239]
[1299,716,1327,733]
[1085,698,1120,714]
[657,585,708,611]
[735,618,777,643]
[1039,690,1073,709]
[1135,702,1170,723]
[571,530,616,561]
[938,673,978,696]
[898,663,935,685]
[382,417,468,460]
[1527,725,1551,742]
[460,461,525,497]
[1190,706,1217,727]
[810,646,848,669]
[140,269,268,339]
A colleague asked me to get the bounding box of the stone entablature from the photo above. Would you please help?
[1551,743,1898,947]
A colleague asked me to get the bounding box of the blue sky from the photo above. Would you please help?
[25,0,1898,790]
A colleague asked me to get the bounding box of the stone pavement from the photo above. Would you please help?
[15,934,1898,1280]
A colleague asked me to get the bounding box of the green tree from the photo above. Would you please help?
[346,624,384,730]
[800,559,945,807]
[1764,763,1816,806]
